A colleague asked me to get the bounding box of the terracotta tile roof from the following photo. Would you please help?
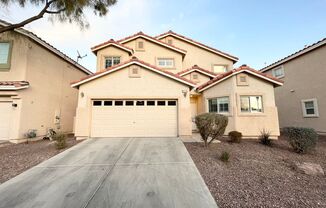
[261,37,326,72]
[197,65,283,91]
[116,32,187,55]
[177,65,217,77]
[71,57,196,87]
[0,81,30,90]
[91,39,134,54]
[155,30,238,62]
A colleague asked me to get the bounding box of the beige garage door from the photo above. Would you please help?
[0,102,12,140]
[91,100,178,137]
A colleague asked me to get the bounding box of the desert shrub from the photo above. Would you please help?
[259,129,273,146]
[24,129,37,138]
[220,151,230,163]
[195,113,228,147]
[228,131,242,143]
[282,127,318,154]
[53,132,67,150]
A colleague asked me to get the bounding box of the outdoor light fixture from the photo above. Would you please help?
[12,103,17,107]
[182,90,188,97]
[80,92,84,97]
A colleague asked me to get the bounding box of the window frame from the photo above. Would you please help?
[207,96,230,114]
[156,58,175,69]
[272,66,285,78]
[104,56,120,68]
[212,64,227,74]
[301,98,319,117]
[240,95,264,113]
[0,40,13,70]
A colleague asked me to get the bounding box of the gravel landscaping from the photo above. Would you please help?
[185,135,326,208]
[0,137,81,184]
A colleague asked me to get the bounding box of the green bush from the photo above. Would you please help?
[259,129,273,146]
[220,151,230,163]
[53,133,67,150]
[24,129,37,138]
[228,131,242,143]
[195,113,228,147]
[282,127,318,154]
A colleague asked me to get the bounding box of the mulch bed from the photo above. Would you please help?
[0,137,81,184]
[185,136,326,208]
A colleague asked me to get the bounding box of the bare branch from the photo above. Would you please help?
[45,8,66,14]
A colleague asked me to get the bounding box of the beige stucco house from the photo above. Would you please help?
[0,20,92,143]
[72,31,283,140]
[261,38,326,134]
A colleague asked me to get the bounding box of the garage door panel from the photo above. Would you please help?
[0,102,12,140]
[91,100,177,138]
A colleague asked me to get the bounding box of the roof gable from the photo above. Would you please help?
[197,65,283,92]
[71,57,196,88]
[0,20,92,75]
[261,37,326,72]
[155,30,238,63]
[177,65,217,78]
[116,32,187,56]
[91,39,133,55]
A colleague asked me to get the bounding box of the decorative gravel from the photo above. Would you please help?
[0,137,81,184]
[185,136,326,208]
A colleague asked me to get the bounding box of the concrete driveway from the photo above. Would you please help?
[0,138,217,208]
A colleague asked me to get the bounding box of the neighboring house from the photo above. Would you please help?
[0,20,92,143]
[261,38,326,134]
[71,31,283,139]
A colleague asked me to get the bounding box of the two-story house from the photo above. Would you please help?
[0,20,92,143]
[72,31,283,139]
[261,38,326,134]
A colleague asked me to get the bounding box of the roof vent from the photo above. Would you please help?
[193,64,198,68]
[241,64,247,67]
[131,56,138,60]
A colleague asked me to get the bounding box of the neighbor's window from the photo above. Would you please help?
[272,66,285,78]
[105,56,120,68]
[212,65,227,74]
[208,97,229,113]
[302,99,319,117]
[240,96,263,113]
[0,41,12,69]
[157,58,174,68]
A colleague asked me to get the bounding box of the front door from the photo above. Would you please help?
[190,97,198,131]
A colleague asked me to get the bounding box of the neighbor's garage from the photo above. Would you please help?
[0,102,12,140]
[90,99,178,137]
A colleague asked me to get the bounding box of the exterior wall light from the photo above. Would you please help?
[12,103,17,107]
[182,90,188,98]
[80,92,84,97]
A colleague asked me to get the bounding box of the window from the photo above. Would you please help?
[212,65,227,74]
[115,101,123,106]
[208,97,229,113]
[105,57,120,68]
[240,96,263,113]
[136,101,145,106]
[272,66,285,78]
[93,101,102,106]
[302,99,319,117]
[157,58,174,68]
[168,101,177,106]
[0,41,12,69]
[147,101,155,106]
[157,101,166,106]
[125,101,134,106]
[104,101,112,106]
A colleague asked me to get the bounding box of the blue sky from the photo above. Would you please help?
[1,0,325,72]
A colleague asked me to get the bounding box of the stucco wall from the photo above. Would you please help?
[95,46,130,72]
[201,73,280,138]
[160,36,234,71]
[75,64,192,138]
[183,72,211,86]
[264,45,326,133]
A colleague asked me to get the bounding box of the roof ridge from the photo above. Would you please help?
[91,38,134,53]
[177,65,217,77]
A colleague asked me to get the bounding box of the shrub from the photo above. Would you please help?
[228,131,242,143]
[53,133,67,150]
[259,129,273,146]
[220,151,230,163]
[195,113,228,147]
[24,129,37,138]
[282,127,318,154]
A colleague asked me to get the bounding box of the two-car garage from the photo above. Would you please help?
[90,99,178,137]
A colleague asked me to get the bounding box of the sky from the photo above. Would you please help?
[1,0,325,72]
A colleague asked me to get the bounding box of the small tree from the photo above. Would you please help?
[195,113,228,147]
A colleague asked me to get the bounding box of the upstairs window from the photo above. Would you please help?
[0,41,12,69]
[240,96,263,113]
[301,99,319,117]
[272,66,285,78]
[208,97,229,113]
[157,58,174,68]
[105,56,120,68]
[212,65,227,74]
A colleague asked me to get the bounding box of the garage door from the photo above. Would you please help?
[91,100,178,137]
[0,102,12,140]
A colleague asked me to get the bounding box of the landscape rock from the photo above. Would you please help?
[295,162,324,176]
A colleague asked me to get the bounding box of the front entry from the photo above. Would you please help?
[190,97,198,131]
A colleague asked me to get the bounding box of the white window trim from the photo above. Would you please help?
[104,56,120,68]
[212,64,227,74]
[156,58,175,69]
[272,66,285,78]
[240,95,264,113]
[301,98,319,118]
[207,96,230,114]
